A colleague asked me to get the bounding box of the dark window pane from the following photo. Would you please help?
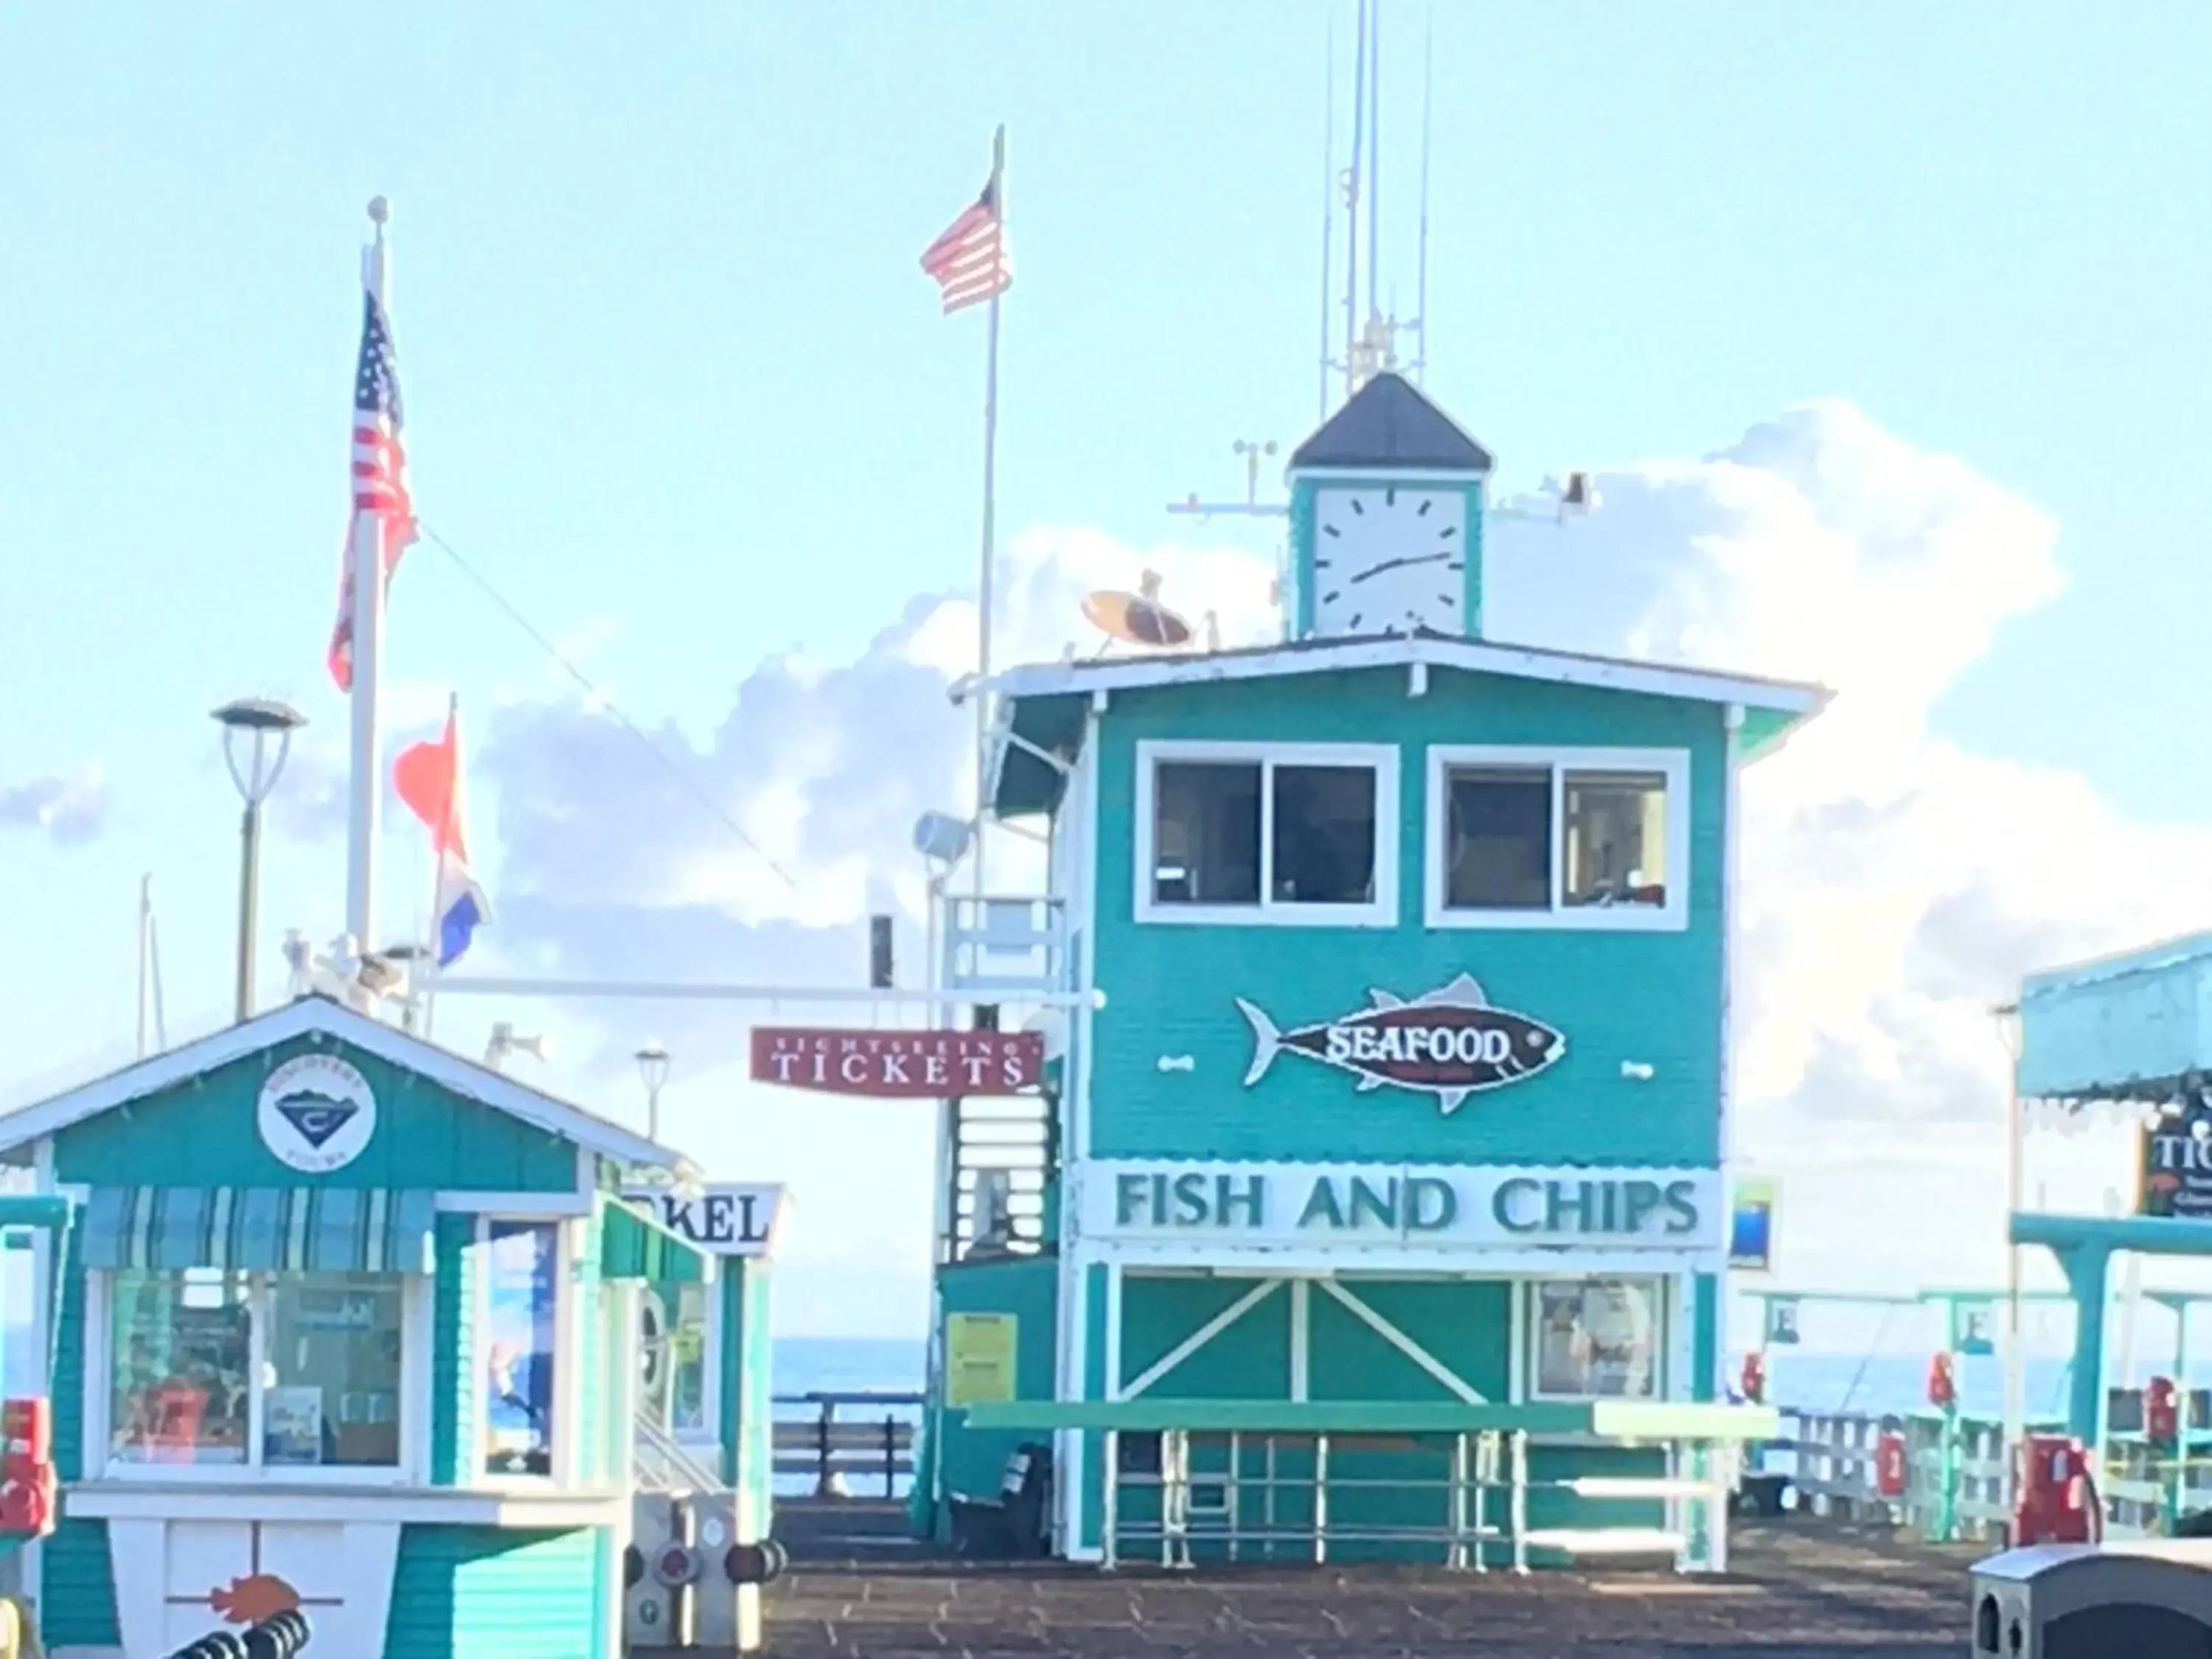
[1152,762,1261,906]
[1445,768,1551,909]
[1564,771,1668,908]
[1271,765,1377,905]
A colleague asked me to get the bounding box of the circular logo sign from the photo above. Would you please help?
[257,1054,378,1173]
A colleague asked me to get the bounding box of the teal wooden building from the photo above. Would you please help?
[0,992,776,1659]
[919,372,1824,1564]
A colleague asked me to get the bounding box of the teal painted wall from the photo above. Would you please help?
[1307,1279,1510,1402]
[1087,667,1728,1167]
[50,1033,580,1192]
[383,1523,608,1658]
[720,1259,774,1534]
[430,1212,480,1486]
[1102,1274,1669,1565]
[1693,1272,1719,1402]
[1287,474,1487,637]
[37,1518,119,1649]
[576,1211,606,1487]
[1120,1277,1288,1399]
[935,1255,1058,1503]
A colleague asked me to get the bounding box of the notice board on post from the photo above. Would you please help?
[945,1312,1018,1407]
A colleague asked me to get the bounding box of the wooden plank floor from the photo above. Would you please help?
[758,1514,1983,1657]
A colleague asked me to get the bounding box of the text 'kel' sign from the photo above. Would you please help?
[750,1027,1046,1097]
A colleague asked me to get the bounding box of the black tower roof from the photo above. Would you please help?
[1288,371,1493,474]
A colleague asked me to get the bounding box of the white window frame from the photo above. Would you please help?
[1523,1275,1669,1404]
[472,1214,577,1489]
[85,1267,428,1487]
[1133,740,1401,928]
[1425,744,1691,932]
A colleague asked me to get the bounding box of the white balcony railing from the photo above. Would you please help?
[939,894,1070,995]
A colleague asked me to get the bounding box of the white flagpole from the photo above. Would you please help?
[972,126,1005,909]
[345,196,392,963]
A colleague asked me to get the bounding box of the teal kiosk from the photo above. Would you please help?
[0,992,776,1659]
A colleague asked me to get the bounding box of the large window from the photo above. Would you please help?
[108,1270,404,1472]
[483,1220,560,1478]
[1427,746,1688,930]
[640,1281,710,1439]
[1529,1279,1663,1400]
[1138,742,1399,926]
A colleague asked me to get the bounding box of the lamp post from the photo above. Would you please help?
[636,1040,671,1143]
[213,698,305,1023]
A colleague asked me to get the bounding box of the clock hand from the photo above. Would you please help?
[1348,551,1453,585]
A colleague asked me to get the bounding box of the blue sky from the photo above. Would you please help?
[8,2,2212,1330]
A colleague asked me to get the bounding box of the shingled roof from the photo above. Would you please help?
[1288,371,1494,473]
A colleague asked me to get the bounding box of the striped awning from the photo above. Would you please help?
[80,1187,436,1275]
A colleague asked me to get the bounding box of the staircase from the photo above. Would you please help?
[934,894,1067,1264]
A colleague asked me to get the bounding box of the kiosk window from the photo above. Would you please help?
[1430,747,1687,929]
[484,1220,560,1478]
[670,1282,709,1437]
[1142,742,1398,925]
[265,1275,404,1468]
[108,1270,405,1471]
[1530,1279,1662,1400]
[110,1270,250,1467]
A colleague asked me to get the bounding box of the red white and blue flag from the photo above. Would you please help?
[327,287,414,691]
[920,175,1012,315]
[393,706,490,967]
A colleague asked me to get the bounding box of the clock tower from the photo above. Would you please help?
[1284,371,1494,641]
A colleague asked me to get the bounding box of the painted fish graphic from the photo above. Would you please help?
[1235,972,1565,1115]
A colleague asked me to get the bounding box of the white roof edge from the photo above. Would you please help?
[0,995,688,1175]
[981,633,1825,716]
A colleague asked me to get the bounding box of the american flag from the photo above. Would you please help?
[920,175,1012,316]
[327,288,414,692]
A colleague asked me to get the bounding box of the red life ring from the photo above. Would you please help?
[1927,1351,1957,1410]
[1739,1352,1766,1405]
[1876,1430,1908,1498]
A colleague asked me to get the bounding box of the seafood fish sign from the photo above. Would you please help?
[1236,973,1565,1114]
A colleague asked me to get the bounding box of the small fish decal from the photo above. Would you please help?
[1235,973,1565,1115]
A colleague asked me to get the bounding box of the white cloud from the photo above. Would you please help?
[406,399,2210,1325]
[0,766,109,846]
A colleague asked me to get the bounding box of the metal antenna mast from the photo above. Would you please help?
[1317,14,1335,425]
[1366,0,1382,332]
[1413,7,1433,384]
[1343,0,1367,400]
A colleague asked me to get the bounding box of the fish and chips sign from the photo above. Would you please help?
[1237,973,1565,1114]
[748,1027,1046,1097]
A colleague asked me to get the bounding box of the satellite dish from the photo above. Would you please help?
[1082,570,1193,651]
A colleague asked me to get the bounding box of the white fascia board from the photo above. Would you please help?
[978,634,1825,719]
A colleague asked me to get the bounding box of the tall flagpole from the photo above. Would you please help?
[345,196,392,959]
[972,125,1005,908]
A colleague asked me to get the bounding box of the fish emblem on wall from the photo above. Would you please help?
[1235,973,1566,1115]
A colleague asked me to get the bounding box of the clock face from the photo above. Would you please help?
[1309,486,1467,636]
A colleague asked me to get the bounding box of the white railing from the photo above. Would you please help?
[636,1410,727,1495]
[1761,1408,2212,1542]
[939,895,1069,994]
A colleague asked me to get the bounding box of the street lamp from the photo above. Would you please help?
[213,698,305,1023]
[636,1040,671,1142]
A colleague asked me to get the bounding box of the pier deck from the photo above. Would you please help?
[757,1509,1978,1657]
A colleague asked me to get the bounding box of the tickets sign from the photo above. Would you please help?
[749,1027,1045,1097]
